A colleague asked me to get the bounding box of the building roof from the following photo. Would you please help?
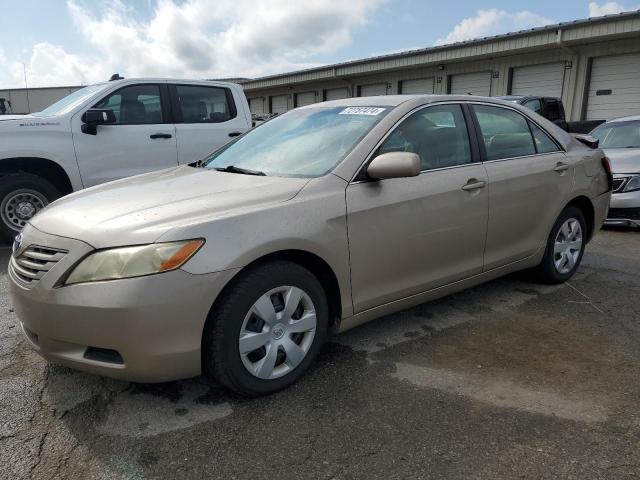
[240,10,640,91]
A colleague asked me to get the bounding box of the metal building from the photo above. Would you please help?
[241,11,640,122]
[0,86,82,114]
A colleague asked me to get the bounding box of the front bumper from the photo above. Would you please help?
[605,190,640,228]
[9,224,239,383]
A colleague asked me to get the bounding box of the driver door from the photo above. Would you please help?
[346,103,489,312]
[71,83,178,187]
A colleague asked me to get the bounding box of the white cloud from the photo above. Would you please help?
[588,1,638,16]
[0,0,384,88]
[435,9,554,46]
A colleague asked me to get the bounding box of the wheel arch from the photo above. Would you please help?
[205,249,343,333]
[565,195,595,242]
[0,157,74,196]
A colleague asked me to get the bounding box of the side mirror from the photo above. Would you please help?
[366,152,421,180]
[81,109,116,135]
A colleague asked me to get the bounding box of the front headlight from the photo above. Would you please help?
[64,239,204,285]
[622,174,640,193]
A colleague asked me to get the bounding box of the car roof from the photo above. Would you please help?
[606,115,640,123]
[305,94,523,109]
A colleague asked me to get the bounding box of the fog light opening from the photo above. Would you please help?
[84,347,124,365]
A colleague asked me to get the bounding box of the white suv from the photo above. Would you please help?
[0,78,252,240]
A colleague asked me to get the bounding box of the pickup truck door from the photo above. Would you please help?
[71,83,178,187]
[170,84,251,164]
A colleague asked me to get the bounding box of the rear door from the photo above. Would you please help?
[470,103,573,270]
[71,82,178,187]
[346,103,489,312]
[171,84,249,164]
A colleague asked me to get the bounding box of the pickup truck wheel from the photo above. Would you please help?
[0,174,60,242]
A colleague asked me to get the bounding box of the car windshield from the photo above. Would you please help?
[591,120,640,148]
[202,106,390,177]
[32,83,111,117]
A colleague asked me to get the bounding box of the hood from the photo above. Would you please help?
[0,114,36,122]
[603,148,640,174]
[30,166,309,248]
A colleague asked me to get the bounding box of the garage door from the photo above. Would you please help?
[295,91,317,107]
[400,78,434,94]
[511,63,565,97]
[586,53,640,120]
[270,95,289,114]
[358,83,388,97]
[249,97,264,114]
[450,72,491,96]
[324,87,349,101]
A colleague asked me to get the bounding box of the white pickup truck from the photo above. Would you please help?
[0,77,252,240]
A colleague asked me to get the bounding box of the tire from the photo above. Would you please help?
[203,260,329,397]
[0,173,61,243]
[533,206,587,284]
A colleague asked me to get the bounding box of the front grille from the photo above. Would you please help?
[10,245,67,288]
[608,207,640,221]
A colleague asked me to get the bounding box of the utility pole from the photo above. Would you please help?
[23,63,31,113]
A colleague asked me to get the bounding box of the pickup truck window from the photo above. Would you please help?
[175,85,235,123]
[523,99,542,114]
[94,85,164,125]
[543,99,562,122]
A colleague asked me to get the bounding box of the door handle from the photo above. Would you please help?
[461,179,487,191]
[150,133,172,139]
[228,131,243,137]
[553,162,569,173]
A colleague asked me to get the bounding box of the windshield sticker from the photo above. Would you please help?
[339,107,386,116]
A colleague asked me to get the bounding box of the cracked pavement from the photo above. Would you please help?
[1,229,639,479]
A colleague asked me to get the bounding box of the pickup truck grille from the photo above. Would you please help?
[10,246,67,288]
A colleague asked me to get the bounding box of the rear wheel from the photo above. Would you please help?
[203,260,329,396]
[534,206,587,284]
[0,173,60,242]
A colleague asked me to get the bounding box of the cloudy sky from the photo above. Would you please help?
[1,0,639,88]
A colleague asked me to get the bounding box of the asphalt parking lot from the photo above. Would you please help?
[1,229,639,480]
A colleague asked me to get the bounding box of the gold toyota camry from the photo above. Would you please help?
[9,96,612,396]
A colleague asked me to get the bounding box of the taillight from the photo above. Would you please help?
[601,156,613,191]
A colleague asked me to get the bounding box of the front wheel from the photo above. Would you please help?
[533,206,587,284]
[203,261,329,396]
[0,173,60,242]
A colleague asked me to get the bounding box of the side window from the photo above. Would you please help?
[94,84,163,124]
[522,99,542,114]
[544,99,562,122]
[176,85,236,123]
[378,104,471,170]
[529,122,560,154]
[473,105,536,160]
